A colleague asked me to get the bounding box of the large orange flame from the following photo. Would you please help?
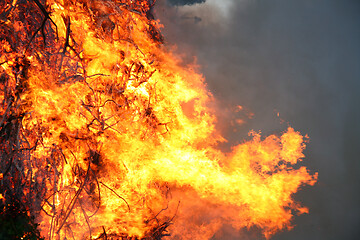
[0,0,317,239]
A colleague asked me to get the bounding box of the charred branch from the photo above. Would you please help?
[27,0,58,47]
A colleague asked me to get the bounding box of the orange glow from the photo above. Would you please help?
[0,0,317,239]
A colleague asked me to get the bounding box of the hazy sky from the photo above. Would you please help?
[155,0,360,239]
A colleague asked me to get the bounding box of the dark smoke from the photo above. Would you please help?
[155,0,360,239]
[166,0,206,6]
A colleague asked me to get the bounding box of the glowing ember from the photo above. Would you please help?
[0,0,317,239]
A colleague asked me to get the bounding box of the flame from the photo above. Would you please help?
[0,0,317,239]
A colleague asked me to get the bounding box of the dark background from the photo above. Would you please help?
[155,0,360,239]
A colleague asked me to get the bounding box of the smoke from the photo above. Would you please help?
[166,0,206,6]
[154,0,360,239]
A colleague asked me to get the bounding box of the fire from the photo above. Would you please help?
[0,0,317,239]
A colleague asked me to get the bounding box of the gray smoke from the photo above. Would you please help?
[166,0,206,6]
[154,0,360,239]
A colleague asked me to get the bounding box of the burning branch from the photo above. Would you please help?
[28,0,58,47]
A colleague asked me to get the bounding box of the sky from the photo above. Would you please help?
[154,0,360,239]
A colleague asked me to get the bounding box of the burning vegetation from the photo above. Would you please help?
[0,0,317,239]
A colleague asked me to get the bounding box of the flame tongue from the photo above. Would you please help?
[0,0,317,239]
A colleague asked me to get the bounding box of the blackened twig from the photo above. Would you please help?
[27,0,58,48]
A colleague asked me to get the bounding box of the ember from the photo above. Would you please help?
[0,0,317,239]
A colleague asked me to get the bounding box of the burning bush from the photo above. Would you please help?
[0,0,317,239]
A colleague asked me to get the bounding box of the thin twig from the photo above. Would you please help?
[100,182,130,212]
[58,16,71,72]
[79,198,92,238]
[56,161,91,234]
